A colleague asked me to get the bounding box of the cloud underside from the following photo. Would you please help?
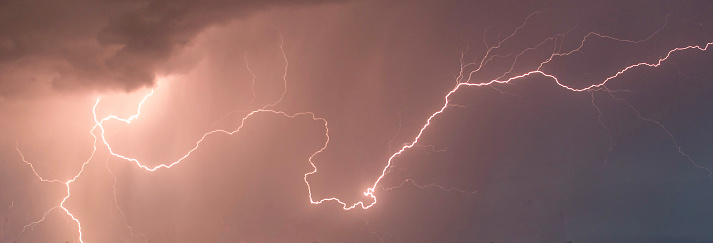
[0,0,337,96]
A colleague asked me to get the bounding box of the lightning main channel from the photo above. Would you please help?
[14,11,713,242]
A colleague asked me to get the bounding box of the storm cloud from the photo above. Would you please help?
[0,0,337,96]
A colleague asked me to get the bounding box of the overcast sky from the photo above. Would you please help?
[2,0,713,242]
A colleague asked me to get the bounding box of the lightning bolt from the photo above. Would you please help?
[306,11,713,210]
[362,213,402,243]
[380,178,478,195]
[246,54,257,105]
[14,10,713,242]
[2,201,14,236]
[588,90,614,167]
[16,126,99,242]
[105,157,143,239]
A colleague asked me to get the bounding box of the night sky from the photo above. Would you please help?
[2,0,713,242]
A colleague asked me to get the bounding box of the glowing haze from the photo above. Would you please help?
[2,0,713,242]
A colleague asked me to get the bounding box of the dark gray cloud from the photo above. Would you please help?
[0,0,337,97]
